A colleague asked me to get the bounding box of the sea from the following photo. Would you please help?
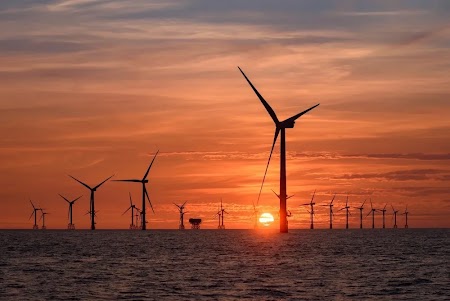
[0,229,448,300]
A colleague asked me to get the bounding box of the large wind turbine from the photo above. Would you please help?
[174,201,187,230]
[392,205,399,228]
[320,194,336,229]
[353,199,366,229]
[339,196,351,229]
[29,200,41,229]
[302,190,316,229]
[238,67,319,233]
[59,194,82,230]
[113,151,158,230]
[69,174,114,230]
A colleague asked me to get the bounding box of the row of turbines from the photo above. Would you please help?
[26,67,409,233]
[298,192,409,229]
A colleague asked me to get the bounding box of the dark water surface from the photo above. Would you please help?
[0,229,449,300]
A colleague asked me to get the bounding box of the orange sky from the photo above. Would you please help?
[0,0,449,229]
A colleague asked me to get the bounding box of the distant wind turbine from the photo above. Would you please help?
[320,194,336,229]
[29,200,41,229]
[123,192,139,229]
[59,194,82,230]
[391,205,399,228]
[113,150,159,230]
[238,67,319,233]
[302,190,316,229]
[402,205,409,228]
[366,199,377,229]
[339,195,351,229]
[379,204,387,229]
[217,199,228,229]
[353,199,366,229]
[69,174,114,230]
[174,201,187,230]
[39,209,48,230]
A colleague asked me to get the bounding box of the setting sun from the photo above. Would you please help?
[259,213,274,226]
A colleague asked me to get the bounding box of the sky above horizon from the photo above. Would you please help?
[1,0,449,229]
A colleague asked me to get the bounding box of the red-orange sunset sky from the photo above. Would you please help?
[1,0,449,229]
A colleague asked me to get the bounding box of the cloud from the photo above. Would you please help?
[334,169,449,181]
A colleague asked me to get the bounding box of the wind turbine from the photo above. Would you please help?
[320,194,336,229]
[366,199,377,229]
[402,205,409,228]
[29,200,41,229]
[217,199,228,229]
[123,192,139,229]
[339,195,351,229]
[301,190,316,229]
[353,199,366,229]
[391,205,399,228]
[174,201,187,230]
[379,204,387,229]
[69,174,114,230]
[238,67,319,233]
[39,209,48,230]
[59,194,82,230]
[113,150,158,230]
[216,205,222,229]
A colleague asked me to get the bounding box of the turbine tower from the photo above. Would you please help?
[366,199,377,229]
[353,199,366,229]
[69,174,114,230]
[174,201,187,230]
[320,194,336,229]
[39,209,48,230]
[238,67,319,233]
[123,192,139,229]
[29,200,41,229]
[272,189,294,227]
[392,205,399,228]
[339,195,351,229]
[113,150,158,230]
[302,190,316,229]
[379,204,387,229]
[402,205,409,228]
[59,194,82,229]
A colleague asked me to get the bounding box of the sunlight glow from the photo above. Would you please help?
[259,213,274,226]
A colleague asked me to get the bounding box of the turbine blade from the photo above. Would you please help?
[286,194,294,200]
[69,175,92,190]
[122,206,131,216]
[256,128,280,206]
[238,67,279,124]
[144,187,155,214]
[94,174,114,189]
[29,210,34,220]
[182,201,187,207]
[143,150,159,180]
[284,103,320,123]
[362,199,366,207]
[311,190,316,203]
[271,189,280,199]
[174,203,181,209]
[29,199,35,209]
[113,179,141,182]
[366,211,371,217]
[129,192,133,206]
[72,195,83,203]
[58,194,70,203]
[391,204,395,212]
[331,194,336,205]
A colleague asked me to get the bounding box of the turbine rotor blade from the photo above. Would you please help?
[58,194,70,203]
[129,192,133,206]
[143,150,159,180]
[144,187,155,214]
[122,206,131,216]
[113,179,141,183]
[94,174,114,189]
[69,175,92,190]
[256,128,280,206]
[237,67,279,124]
[72,195,83,203]
[284,103,320,124]
[29,210,34,220]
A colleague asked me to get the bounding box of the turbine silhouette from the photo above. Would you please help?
[402,205,409,228]
[392,204,399,228]
[59,194,82,230]
[238,67,319,233]
[320,194,336,229]
[353,199,366,229]
[113,150,158,230]
[174,201,187,230]
[122,192,139,229]
[378,204,387,229]
[69,174,114,230]
[339,195,351,229]
[29,200,41,229]
[366,199,377,229]
[302,190,316,229]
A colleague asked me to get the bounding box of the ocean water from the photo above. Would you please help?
[0,229,448,300]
